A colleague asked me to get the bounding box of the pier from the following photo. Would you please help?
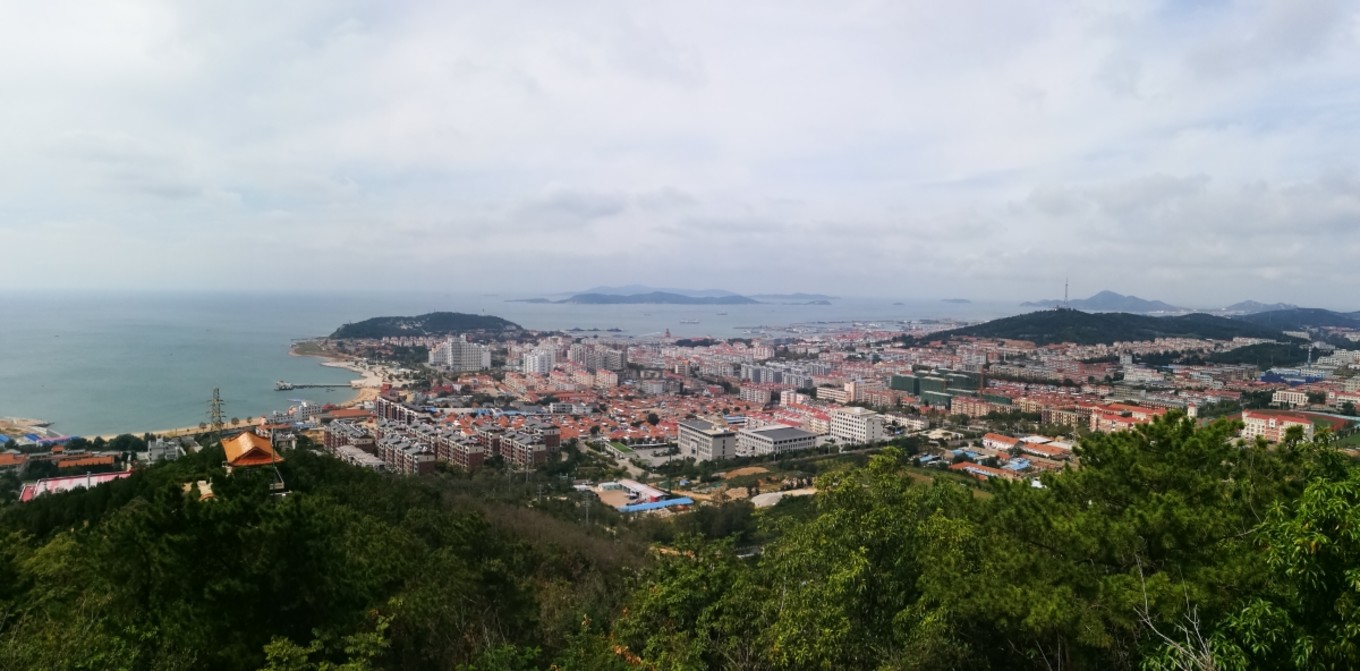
[275,380,354,391]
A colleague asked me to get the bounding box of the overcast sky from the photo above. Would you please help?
[2,1,1357,306]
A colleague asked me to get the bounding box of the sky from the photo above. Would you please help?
[1,0,1358,307]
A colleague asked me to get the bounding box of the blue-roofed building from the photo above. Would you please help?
[1002,458,1031,472]
[617,497,695,513]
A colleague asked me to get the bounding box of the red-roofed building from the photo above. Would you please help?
[1241,410,1315,443]
[949,461,1021,481]
[982,433,1022,452]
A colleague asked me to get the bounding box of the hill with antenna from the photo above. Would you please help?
[1022,290,1184,313]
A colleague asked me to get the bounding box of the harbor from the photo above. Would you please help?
[274,381,358,391]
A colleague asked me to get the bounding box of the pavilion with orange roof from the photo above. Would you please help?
[222,432,284,469]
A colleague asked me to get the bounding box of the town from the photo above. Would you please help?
[12,308,1354,512]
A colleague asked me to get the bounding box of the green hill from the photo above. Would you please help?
[914,308,1291,346]
[1234,307,1360,330]
[330,312,521,339]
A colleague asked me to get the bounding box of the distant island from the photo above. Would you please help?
[1219,300,1300,314]
[941,298,971,304]
[330,312,521,339]
[512,291,761,305]
[748,293,837,301]
[568,284,739,298]
[1022,290,1184,313]
[908,308,1293,346]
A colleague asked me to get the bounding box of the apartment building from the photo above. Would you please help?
[829,406,884,445]
[1272,389,1309,408]
[1241,410,1315,443]
[429,336,492,372]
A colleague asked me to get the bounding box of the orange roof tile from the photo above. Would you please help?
[222,432,283,468]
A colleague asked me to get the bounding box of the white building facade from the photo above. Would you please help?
[829,406,885,445]
[677,419,737,461]
[737,425,817,456]
[430,336,493,372]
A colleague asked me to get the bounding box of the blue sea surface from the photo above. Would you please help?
[0,290,1024,436]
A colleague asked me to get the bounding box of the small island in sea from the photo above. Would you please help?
[511,291,760,305]
[941,298,972,304]
[329,312,522,339]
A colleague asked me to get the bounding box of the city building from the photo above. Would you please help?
[677,418,737,461]
[429,336,492,372]
[1240,410,1316,443]
[1272,389,1309,408]
[829,406,884,445]
[522,349,556,375]
[737,425,817,456]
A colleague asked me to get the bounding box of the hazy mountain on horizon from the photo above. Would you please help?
[1218,300,1301,314]
[1022,290,1184,313]
[569,285,740,298]
[559,292,760,305]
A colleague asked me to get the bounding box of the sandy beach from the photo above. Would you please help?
[79,351,390,441]
[292,347,387,405]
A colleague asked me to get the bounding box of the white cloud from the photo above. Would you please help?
[0,0,1357,306]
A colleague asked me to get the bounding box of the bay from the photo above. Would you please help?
[0,290,1023,436]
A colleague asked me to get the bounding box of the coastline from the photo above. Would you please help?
[15,345,389,442]
[289,343,385,406]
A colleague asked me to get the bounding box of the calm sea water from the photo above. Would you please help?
[0,290,1024,436]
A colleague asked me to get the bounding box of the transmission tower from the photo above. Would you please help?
[209,388,226,433]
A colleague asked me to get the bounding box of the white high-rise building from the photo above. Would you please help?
[830,406,885,445]
[429,336,492,372]
[522,349,556,375]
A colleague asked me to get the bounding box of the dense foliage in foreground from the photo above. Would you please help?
[3,414,1359,670]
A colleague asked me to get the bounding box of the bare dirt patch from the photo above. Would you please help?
[721,466,769,480]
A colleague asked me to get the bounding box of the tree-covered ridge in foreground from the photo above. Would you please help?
[2,414,1359,670]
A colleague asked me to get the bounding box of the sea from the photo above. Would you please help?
[0,290,1025,437]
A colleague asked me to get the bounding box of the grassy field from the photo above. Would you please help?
[610,441,634,453]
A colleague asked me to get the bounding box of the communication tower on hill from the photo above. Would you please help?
[209,388,226,433]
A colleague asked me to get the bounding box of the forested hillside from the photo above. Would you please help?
[913,308,1291,346]
[3,415,1359,670]
[330,312,521,339]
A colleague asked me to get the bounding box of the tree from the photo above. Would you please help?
[645,413,660,426]
[922,413,1307,670]
[1152,441,1360,671]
